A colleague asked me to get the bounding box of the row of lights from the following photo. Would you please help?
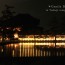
[14,34,65,41]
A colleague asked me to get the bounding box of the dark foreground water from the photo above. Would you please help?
[0,57,65,65]
[0,42,65,57]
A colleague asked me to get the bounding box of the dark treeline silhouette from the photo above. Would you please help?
[0,5,43,35]
[2,5,65,35]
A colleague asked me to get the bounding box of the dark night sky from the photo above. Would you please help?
[0,0,65,30]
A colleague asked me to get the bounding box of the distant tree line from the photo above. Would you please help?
[0,4,43,34]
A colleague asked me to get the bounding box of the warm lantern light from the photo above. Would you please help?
[14,33,19,39]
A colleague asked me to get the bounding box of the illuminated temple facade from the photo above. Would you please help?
[0,27,65,48]
[15,34,65,48]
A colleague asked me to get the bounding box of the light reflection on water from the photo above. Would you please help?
[0,43,65,57]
